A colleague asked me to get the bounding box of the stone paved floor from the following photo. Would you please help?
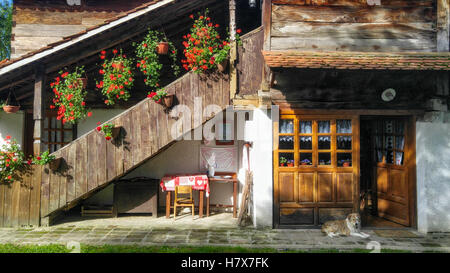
[0,213,449,252]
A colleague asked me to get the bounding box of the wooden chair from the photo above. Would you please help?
[174,185,195,219]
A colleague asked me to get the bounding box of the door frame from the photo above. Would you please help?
[273,109,418,229]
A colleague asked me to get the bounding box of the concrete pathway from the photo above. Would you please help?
[0,213,449,252]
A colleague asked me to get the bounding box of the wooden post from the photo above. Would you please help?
[435,0,449,112]
[261,0,272,93]
[437,0,449,52]
[229,0,238,100]
[33,65,46,156]
[33,65,45,226]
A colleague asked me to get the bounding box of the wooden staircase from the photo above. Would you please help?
[40,71,230,221]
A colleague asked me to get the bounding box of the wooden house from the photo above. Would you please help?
[0,0,449,234]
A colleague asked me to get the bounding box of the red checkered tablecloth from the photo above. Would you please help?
[160,173,210,197]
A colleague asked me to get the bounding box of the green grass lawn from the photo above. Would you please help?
[0,243,416,253]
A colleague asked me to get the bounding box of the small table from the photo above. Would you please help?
[208,172,239,218]
[160,173,210,218]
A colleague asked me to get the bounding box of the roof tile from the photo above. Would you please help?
[262,50,450,71]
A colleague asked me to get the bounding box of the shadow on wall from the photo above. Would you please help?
[416,120,450,232]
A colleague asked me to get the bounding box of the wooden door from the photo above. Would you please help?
[274,114,359,227]
[373,118,411,226]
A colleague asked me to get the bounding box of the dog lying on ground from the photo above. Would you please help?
[321,213,370,238]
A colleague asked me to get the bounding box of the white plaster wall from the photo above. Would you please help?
[85,110,246,211]
[248,108,274,228]
[416,112,450,233]
[76,109,126,138]
[0,111,24,148]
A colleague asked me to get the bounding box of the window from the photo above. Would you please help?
[42,112,76,153]
[215,118,234,145]
[374,119,405,165]
[277,117,355,168]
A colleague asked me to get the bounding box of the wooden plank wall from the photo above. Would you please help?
[237,27,264,96]
[0,165,41,228]
[39,71,230,221]
[11,5,128,59]
[271,0,437,52]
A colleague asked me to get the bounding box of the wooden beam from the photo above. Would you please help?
[0,75,34,94]
[437,0,450,52]
[33,65,45,156]
[229,0,237,100]
[261,0,272,92]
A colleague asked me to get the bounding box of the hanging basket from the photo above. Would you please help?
[75,77,88,89]
[163,94,174,108]
[217,58,229,72]
[49,157,62,171]
[112,61,124,71]
[2,105,20,114]
[156,42,169,55]
[111,127,121,139]
[3,91,21,114]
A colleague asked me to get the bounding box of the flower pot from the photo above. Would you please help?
[112,62,124,71]
[287,163,294,167]
[343,162,351,167]
[49,157,62,171]
[280,163,286,167]
[111,127,121,139]
[301,162,308,166]
[217,58,229,72]
[75,78,88,89]
[156,42,169,55]
[2,105,20,114]
[163,94,174,108]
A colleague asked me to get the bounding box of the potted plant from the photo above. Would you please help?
[134,29,179,90]
[0,136,25,183]
[1,94,20,114]
[215,46,229,72]
[156,41,169,55]
[96,122,119,141]
[181,10,223,74]
[31,150,59,170]
[301,159,311,166]
[96,49,135,106]
[279,157,287,167]
[214,29,242,73]
[147,89,174,108]
[162,93,175,108]
[287,159,294,167]
[50,67,92,124]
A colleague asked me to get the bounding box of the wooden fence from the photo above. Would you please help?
[0,165,41,227]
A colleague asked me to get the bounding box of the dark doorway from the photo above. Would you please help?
[360,116,414,228]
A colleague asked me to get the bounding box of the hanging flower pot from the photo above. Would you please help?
[163,94,174,108]
[112,61,124,71]
[49,157,62,171]
[111,127,121,139]
[217,58,229,72]
[2,91,21,114]
[156,42,169,55]
[2,105,20,114]
[74,77,88,89]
